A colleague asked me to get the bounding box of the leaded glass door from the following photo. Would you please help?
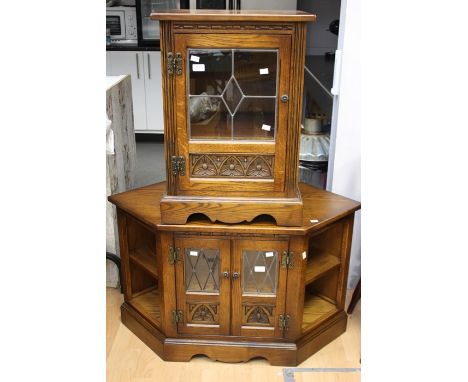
[231,238,289,338]
[174,236,230,335]
[174,33,292,195]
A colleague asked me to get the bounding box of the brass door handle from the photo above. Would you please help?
[223,271,229,278]
[232,272,240,279]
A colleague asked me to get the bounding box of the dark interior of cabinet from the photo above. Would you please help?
[302,221,344,332]
[126,215,161,327]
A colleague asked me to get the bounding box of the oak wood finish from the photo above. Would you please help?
[153,11,314,225]
[151,10,317,23]
[109,180,360,366]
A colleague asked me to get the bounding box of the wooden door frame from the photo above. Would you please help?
[174,33,292,194]
[231,237,289,338]
[173,235,231,335]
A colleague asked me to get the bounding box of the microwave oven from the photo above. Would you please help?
[106,6,138,41]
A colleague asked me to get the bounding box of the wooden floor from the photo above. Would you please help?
[107,287,361,382]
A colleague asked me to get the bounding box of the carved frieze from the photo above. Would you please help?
[174,23,293,31]
[191,154,274,178]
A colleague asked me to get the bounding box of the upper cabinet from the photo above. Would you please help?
[152,10,316,226]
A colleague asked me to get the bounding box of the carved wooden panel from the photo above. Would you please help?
[190,154,274,178]
[187,303,219,324]
[242,304,275,327]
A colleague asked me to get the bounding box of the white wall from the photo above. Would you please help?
[328,0,361,288]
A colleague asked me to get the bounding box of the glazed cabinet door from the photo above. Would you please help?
[173,236,231,335]
[231,238,289,338]
[172,33,292,195]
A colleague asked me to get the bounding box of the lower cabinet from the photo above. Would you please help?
[173,235,289,338]
[115,203,357,365]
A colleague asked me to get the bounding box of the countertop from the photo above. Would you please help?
[106,43,160,52]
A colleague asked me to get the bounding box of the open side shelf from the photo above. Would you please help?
[129,286,162,327]
[129,247,158,279]
[302,293,338,331]
[305,252,340,285]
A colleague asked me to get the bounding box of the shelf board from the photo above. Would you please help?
[130,287,161,327]
[129,247,158,279]
[305,253,340,285]
[302,293,338,331]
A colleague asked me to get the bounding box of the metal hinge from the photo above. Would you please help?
[168,246,180,264]
[281,251,294,269]
[171,155,186,176]
[172,310,183,324]
[279,314,290,331]
[167,52,182,76]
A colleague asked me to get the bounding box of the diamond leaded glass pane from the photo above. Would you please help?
[185,248,220,293]
[242,250,278,295]
[187,48,278,140]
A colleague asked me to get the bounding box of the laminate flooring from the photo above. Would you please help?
[106,287,361,382]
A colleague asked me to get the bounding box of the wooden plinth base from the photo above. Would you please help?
[121,303,347,366]
[160,195,304,226]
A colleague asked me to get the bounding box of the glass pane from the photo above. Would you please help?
[185,248,220,293]
[242,250,278,295]
[233,98,275,140]
[189,96,232,139]
[234,50,277,96]
[222,78,243,114]
[188,50,232,95]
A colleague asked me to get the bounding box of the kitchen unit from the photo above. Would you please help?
[106,50,164,133]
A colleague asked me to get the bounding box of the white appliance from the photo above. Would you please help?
[106,6,138,41]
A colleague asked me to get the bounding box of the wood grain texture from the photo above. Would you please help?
[305,253,341,285]
[108,181,361,235]
[285,23,307,198]
[150,9,317,22]
[160,194,303,226]
[160,20,177,195]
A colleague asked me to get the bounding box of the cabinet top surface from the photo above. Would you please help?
[108,182,360,235]
[150,9,316,22]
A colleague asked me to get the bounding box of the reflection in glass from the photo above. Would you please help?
[189,50,232,95]
[187,48,278,140]
[233,98,275,140]
[242,250,278,295]
[185,248,220,293]
[189,96,231,139]
[234,50,277,96]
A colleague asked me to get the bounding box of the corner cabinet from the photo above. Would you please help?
[154,10,317,226]
[109,181,361,366]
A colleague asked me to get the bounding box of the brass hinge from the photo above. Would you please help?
[168,246,180,264]
[172,309,183,324]
[279,314,290,331]
[281,251,294,269]
[167,52,182,76]
[171,155,186,176]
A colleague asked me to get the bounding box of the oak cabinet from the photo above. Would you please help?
[154,10,317,226]
[109,181,360,365]
[108,10,360,367]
